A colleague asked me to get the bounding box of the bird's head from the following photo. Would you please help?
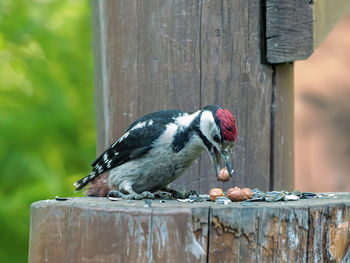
[198,105,238,178]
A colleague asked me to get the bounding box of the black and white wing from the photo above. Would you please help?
[74,110,182,191]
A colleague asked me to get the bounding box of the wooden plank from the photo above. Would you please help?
[136,0,201,191]
[265,0,313,64]
[257,203,309,263]
[151,208,207,262]
[92,0,201,191]
[67,204,152,263]
[239,207,259,262]
[265,0,350,64]
[208,206,242,262]
[272,63,294,191]
[308,202,350,262]
[199,0,272,194]
[92,1,140,152]
[28,202,71,263]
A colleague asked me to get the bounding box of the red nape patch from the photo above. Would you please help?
[216,108,238,142]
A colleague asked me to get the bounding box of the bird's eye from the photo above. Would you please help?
[213,134,220,143]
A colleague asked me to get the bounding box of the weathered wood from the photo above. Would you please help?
[29,202,70,263]
[136,0,202,191]
[272,63,294,191]
[92,0,201,192]
[265,0,350,64]
[92,1,140,153]
[265,0,313,64]
[92,0,282,194]
[199,0,272,194]
[29,195,350,263]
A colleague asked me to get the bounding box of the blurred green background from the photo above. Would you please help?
[0,0,95,262]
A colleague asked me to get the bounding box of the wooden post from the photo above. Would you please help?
[28,1,350,262]
[91,0,293,194]
[91,0,350,193]
[28,195,350,262]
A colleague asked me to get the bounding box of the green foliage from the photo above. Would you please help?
[0,0,95,262]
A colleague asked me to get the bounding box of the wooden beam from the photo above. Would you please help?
[265,0,350,64]
[265,0,313,64]
[272,63,294,191]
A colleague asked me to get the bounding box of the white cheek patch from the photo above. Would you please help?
[199,111,216,141]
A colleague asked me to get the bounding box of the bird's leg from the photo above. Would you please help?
[160,185,199,199]
[107,183,154,200]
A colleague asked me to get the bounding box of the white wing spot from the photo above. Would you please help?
[130,121,147,130]
[175,111,200,128]
[157,123,178,144]
[116,131,130,144]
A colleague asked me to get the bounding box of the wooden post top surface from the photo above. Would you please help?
[31,193,350,211]
[29,194,350,263]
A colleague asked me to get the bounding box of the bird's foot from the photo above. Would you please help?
[154,191,173,200]
[160,187,199,199]
[107,190,126,199]
[107,190,154,200]
[139,191,155,199]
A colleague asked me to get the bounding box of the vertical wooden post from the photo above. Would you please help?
[91,0,294,192]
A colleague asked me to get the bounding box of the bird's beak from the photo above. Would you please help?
[222,151,233,177]
[209,146,234,178]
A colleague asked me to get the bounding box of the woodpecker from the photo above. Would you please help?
[74,105,238,199]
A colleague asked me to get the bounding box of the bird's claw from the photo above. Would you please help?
[160,188,199,199]
[140,191,155,199]
[107,190,154,200]
[155,191,173,200]
[107,190,125,199]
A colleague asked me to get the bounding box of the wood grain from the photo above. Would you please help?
[91,0,294,195]
[272,63,294,191]
[92,1,140,153]
[265,0,313,64]
[29,195,350,262]
[199,0,272,194]
[136,0,202,191]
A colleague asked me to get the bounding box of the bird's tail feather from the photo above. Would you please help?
[74,170,98,193]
